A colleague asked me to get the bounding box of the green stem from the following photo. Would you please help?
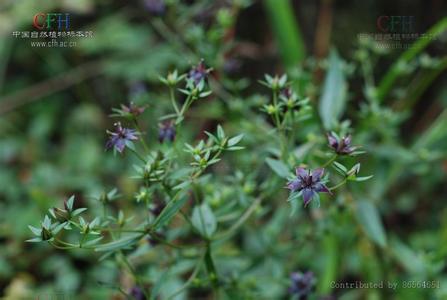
[204,244,219,292]
[129,147,146,164]
[176,95,193,124]
[102,203,107,219]
[133,119,150,153]
[167,251,205,300]
[50,243,76,250]
[213,197,262,240]
[79,234,87,248]
[51,239,79,249]
[329,178,347,191]
[169,87,180,115]
[322,154,337,168]
[102,228,146,233]
[272,91,281,128]
[272,90,288,158]
[148,232,205,249]
[119,252,150,299]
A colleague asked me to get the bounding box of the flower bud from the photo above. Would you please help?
[266,104,278,115]
[41,227,53,241]
[53,207,70,222]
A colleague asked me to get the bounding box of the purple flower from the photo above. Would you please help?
[187,60,210,86]
[327,132,358,155]
[288,271,315,298]
[121,102,147,117]
[150,201,166,217]
[130,286,147,300]
[158,121,176,143]
[287,167,331,206]
[105,122,139,153]
[280,87,293,99]
[143,0,166,16]
[146,232,164,247]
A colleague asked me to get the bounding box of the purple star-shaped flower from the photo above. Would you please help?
[327,132,358,155]
[187,60,209,86]
[287,167,331,206]
[105,123,139,153]
[121,102,147,117]
[288,271,315,297]
[158,121,176,143]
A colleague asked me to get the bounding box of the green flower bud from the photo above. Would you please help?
[53,207,70,222]
[266,104,278,115]
[41,227,53,241]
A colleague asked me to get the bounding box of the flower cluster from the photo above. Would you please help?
[105,122,139,153]
[287,167,331,206]
[327,132,358,155]
[158,121,176,143]
[288,271,315,298]
[187,59,211,86]
[28,61,373,300]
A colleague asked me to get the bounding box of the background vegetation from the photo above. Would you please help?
[0,0,446,299]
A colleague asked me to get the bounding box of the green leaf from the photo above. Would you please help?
[72,208,87,217]
[355,200,387,248]
[28,225,41,236]
[52,222,66,235]
[173,180,191,190]
[83,236,104,247]
[192,203,217,238]
[150,270,171,300]
[332,161,348,174]
[217,125,225,140]
[319,50,348,130]
[94,233,142,252]
[228,134,244,147]
[263,0,305,67]
[152,196,189,230]
[266,157,290,178]
[227,146,244,151]
[390,238,426,274]
[43,215,51,229]
[26,237,43,243]
[352,175,374,182]
[66,195,75,211]
[288,191,302,216]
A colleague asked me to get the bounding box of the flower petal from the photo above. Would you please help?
[343,134,352,145]
[124,129,139,140]
[314,183,331,194]
[296,167,308,179]
[311,168,324,181]
[115,139,126,153]
[327,133,338,148]
[287,179,303,192]
[302,188,315,206]
[105,136,119,150]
